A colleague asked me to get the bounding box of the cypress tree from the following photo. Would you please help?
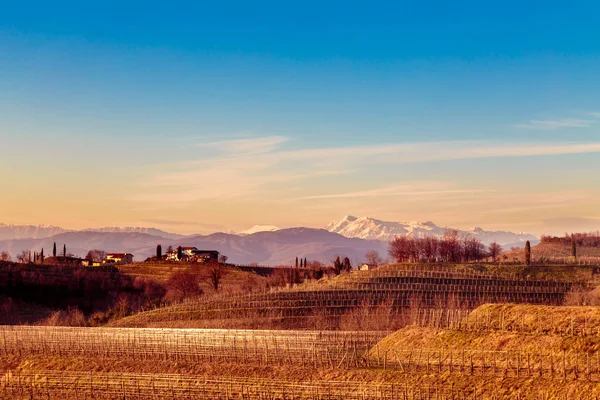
[304,258,308,268]
[40,248,44,264]
[571,240,577,259]
[156,244,162,261]
[334,256,342,275]
[295,257,298,268]
[63,244,66,258]
[53,242,56,257]
[525,241,531,266]
[343,257,351,272]
[177,246,183,261]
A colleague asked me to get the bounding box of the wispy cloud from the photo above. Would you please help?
[132,137,600,204]
[197,136,288,155]
[299,185,493,200]
[515,119,595,129]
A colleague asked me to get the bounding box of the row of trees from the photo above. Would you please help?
[541,232,600,248]
[295,257,308,268]
[0,242,93,265]
[388,230,503,263]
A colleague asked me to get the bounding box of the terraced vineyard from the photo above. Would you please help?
[111,266,581,329]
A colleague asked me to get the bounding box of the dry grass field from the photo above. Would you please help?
[119,261,268,292]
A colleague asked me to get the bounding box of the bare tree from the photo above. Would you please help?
[462,236,486,262]
[388,236,412,262]
[166,269,203,300]
[488,242,502,263]
[365,250,383,267]
[218,254,229,264]
[0,251,11,262]
[209,265,222,291]
[85,249,107,262]
[16,250,30,263]
[439,230,461,262]
[421,237,439,262]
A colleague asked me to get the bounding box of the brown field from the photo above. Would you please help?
[2,262,600,398]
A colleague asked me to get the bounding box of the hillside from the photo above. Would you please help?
[372,304,600,356]
[109,263,586,330]
[0,228,388,265]
[0,231,168,262]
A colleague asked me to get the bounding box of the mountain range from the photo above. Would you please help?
[326,216,537,246]
[0,217,538,265]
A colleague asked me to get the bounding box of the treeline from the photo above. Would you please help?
[0,261,164,324]
[541,232,600,247]
[388,230,492,263]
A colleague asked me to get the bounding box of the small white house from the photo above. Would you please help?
[360,263,375,271]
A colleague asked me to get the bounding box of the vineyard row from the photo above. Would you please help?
[0,371,586,400]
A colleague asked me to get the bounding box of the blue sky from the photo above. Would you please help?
[1,1,600,235]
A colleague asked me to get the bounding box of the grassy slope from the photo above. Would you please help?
[372,303,600,355]
[119,262,268,297]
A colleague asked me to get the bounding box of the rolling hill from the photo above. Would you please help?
[0,228,388,266]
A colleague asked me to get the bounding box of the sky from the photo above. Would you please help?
[1,1,600,236]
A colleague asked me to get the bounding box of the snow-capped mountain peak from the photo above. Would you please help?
[0,224,67,240]
[239,225,281,235]
[325,216,538,246]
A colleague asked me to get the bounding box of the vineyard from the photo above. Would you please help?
[4,324,600,379]
[0,372,561,400]
[4,317,600,398]
[0,326,384,368]
[2,263,600,398]
[109,266,583,329]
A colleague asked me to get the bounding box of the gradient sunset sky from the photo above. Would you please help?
[1,1,600,236]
